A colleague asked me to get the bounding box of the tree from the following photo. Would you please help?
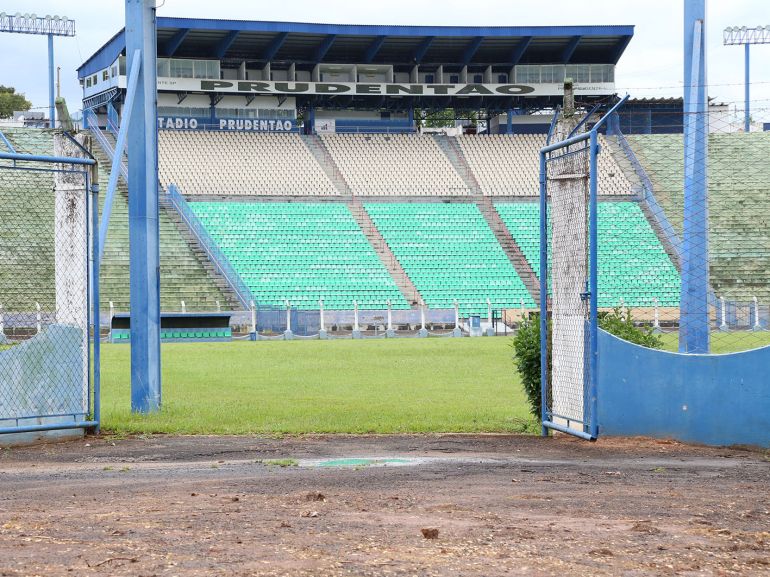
[415,108,479,129]
[0,86,32,119]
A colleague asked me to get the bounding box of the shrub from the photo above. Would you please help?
[598,307,663,349]
[512,307,662,420]
[511,314,549,420]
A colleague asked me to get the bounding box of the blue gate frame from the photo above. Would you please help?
[538,96,628,441]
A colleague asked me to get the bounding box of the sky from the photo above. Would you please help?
[1,0,768,121]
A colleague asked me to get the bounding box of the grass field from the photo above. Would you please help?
[658,331,770,353]
[101,338,537,435]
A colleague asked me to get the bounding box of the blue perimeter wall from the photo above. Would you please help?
[596,329,770,448]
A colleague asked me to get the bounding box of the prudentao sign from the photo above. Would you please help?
[157,116,296,131]
[156,78,615,97]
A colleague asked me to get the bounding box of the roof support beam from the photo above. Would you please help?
[214,30,239,59]
[610,34,633,64]
[510,36,532,65]
[561,35,582,64]
[462,36,484,65]
[161,28,189,57]
[364,35,387,63]
[314,34,337,62]
[412,36,435,64]
[262,32,288,62]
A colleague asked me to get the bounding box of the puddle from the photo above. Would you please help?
[300,457,417,468]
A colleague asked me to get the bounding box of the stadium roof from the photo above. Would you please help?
[78,17,634,78]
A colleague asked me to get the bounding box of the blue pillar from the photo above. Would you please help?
[680,0,710,354]
[126,0,161,412]
[744,43,750,133]
[48,34,55,128]
[407,106,414,130]
[506,108,513,135]
[307,105,315,134]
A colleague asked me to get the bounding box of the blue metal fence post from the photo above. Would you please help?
[48,34,55,128]
[91,170,101,432]
[680,0,710,354]
[744,43,750,132]
[99,50,142,258]
[539,150,549,436]
[126,0,161,412]
[588,130,599,438]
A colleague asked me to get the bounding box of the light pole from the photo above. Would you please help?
[723,26,770,133]
[0,13,76,128]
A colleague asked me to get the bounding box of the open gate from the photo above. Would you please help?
[538,95,628,440]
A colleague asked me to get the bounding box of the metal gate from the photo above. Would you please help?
[0,131,100,436]
[538,97,627,440]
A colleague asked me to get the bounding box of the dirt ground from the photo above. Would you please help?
[0,434,768,576]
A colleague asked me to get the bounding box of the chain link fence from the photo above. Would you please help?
[611,103,770,353]
[0,131,97,433]
[541,105,593,436]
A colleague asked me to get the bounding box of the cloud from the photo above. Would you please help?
[0,0,767,120]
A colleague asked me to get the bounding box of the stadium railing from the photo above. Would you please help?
[84,109,128,182]
[164,183,254,310]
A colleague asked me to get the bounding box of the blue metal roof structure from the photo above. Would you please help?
[78,17,634,79]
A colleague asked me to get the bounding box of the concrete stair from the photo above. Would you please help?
[476,197,541,304]
[300,134,353,196]
[89,134,237,311]
[158,193,243,310]
[347,199,424,308]
[432,134,482,195]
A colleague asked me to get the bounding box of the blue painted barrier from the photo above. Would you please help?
[597,329,770,447]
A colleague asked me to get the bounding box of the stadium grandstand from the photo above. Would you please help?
[13,16,762,329]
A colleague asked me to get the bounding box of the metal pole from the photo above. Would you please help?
[126,0,161,412]
[588,129,599,440]
[538,150,549,437]
[48,34,55,128]
[91,170,101,433]
[286,300,291,332]
[745,43,750,132]
[753,297,761,331]
[680,0,710,354]
[99,49,142,257]
[719,296,728,331]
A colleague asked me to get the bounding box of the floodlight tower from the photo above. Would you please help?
[0,12,76,128]
[723,26,770,132]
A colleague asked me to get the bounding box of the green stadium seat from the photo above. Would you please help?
[494,201,680,307]
[189,202,409,311]
[364,203,535,316]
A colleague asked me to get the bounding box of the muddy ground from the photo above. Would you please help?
[0,434,768,576]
